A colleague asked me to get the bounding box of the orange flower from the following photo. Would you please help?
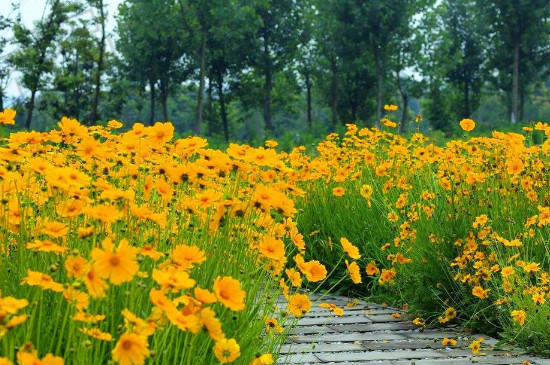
[506,157,524,175]
[469,338,483,354]
[511,310,526,326]
[366,261,380,276]
[26,240,67,254]
[319,302,344,316]
[194,287,217,304]
[83,265,108,298]
[501,266,515,277]
[200,308,225,341]
[112,333,150,365]
[146,122,174,146]
[379,268,396,284]
[0,109,16,125]
[80,327,113,341]
[472,286,490,299]
[91,238,139,285]
[340,237,361,260]
[442,337,457,346]
[332,186,345,197]
[459,118,475,132]
[301,260,327,282]
[250,354,274,365]
[171,245,206,270]
[213,276,246,311]
[41,220,69,238]
[213,338,241,364]
[346,260,362,284]
[285,268,302,287]
[287,293,311,317]
[21,270,63,292]
[259,236,285,260]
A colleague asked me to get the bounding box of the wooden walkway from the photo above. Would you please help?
[277,293,550,365]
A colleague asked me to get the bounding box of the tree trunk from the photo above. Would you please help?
[91,0,106,124]
[330,56,338,127]
[161,93,168,122]
[216,71,229,142]
[26,89,37,130]
[520,86,525,123]
[159,78,168,121]
[195,29,206,135]
[0,88,4,111]
[149,78,156,126]
[206,80,214,136]
[511,41,519,124]
[400,92,408,134]
[305,71,312,132]
[374,49,383,127]
[263,40,273,132]
[464,81,470,118]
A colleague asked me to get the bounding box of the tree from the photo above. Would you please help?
[53,20,97,120]
[0,15,11,111]
[442,0,486,120]
[117,0,188,125]
[206,1,258,141]
[10,0,80,129]
[88,0,107,123]
[296,0,317,131]
[479,0,550,123]
[250,0,303,132]
[314,0,344,127]
[354,0,416,122]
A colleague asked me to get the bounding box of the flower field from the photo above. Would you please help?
[1,107,550,364]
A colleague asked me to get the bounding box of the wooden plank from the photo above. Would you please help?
[315,349,527,363]
[278,293,548,365]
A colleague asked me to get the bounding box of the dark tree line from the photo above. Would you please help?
[3,0,550,139]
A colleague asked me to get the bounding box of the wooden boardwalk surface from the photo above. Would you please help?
[277,293,550,365]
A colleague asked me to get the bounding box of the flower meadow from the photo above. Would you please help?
[0,107,550,364]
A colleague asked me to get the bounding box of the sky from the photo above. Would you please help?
[1,0,124,99]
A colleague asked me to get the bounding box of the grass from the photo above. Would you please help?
[0,108,550,363]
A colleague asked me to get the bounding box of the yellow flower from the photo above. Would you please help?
[366,261,380,276]
[346,260,362,284]
[259,236,285,261]
[340,237,361,260]
[511,310,526,326]
[501,266,515,277]
[250,353,274,365]
[379,268,396,284]
[91,238,139,285]
[319,302,344,316]
[472,286,490,299]
[506,157,524,175]
[0,109,16,125]
[79,327,113,341]
[442,337,457,346]
[265,318,283,334]
[469,338,483,354]
[213,276,246,311]
[384,104,398,112]
[301,260,327,282]
[287,293,311,317]
[108,120,123,129]
[213,338,241,364]
[460,118,475,132]
[112,333,150,365]
[21,270,63,292]
[332,186,345,197]
[200,308,225,341]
